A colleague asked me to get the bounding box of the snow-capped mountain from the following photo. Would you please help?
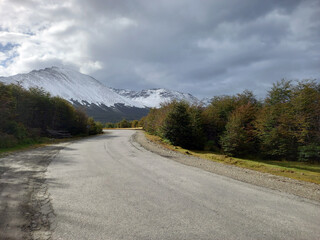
[200,97,212,106]
[0,67,200,122]
[112,88,199,108]
[0,66,143,108]
[0,67,150,122]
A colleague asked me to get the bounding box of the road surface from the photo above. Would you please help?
[47,130,320,240]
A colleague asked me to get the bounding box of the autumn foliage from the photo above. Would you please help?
[143,80,320,162]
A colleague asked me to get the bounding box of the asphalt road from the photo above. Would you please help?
[47,130,320,240]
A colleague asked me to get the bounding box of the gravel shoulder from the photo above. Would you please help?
[133,131,320,203]
[0,143,68,240]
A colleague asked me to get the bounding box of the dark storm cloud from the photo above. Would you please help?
[1,0,319,98]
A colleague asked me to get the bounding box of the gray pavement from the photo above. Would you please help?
[47,130,320,240]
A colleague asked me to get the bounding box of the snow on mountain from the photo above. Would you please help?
[0,67,144,108]
[112,88,199,108]
[0,67,202,122]
[200,97,212,106]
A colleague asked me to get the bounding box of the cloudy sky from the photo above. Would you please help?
[0,0,319,98]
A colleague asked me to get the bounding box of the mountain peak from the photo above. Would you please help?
[0,67,199,121]
[112,87,199,108]
[0,67,144,108]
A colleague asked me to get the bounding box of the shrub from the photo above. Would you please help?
[131,120,139,128]
[95,122,103,134]
[4,121,28,141]
[105,122,115,128]
[162,102,193,148]
[118,119,131,128]
[0,133,18,148]
[298,144,320,162]
[87,118,99,135]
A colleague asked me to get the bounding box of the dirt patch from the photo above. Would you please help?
[132,131,320,203]
[0,144,67,240]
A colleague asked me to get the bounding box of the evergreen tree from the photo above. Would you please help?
[162,102,192,148]
[189,106,206,149]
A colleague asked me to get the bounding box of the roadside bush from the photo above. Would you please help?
[105,122,115,128]
[87,118,103,135]
[3,121,28,141]
[298,144,320,163]
[131,120,139,128]
[118,119,131,128]
[162,102,193,148]
[142,79,320,163]
[0,133,18,148]
[95,122,103,134]
[0,83,103,149]
[204,140,220,152]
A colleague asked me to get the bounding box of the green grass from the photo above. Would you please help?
[144,132,320,184]
[0,139,48,155]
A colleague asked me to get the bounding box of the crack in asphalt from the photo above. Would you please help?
[0,144,67,240]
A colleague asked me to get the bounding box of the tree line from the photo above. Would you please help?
[105,119,141,128]
[142,80,320,163]
[0,83,103,148]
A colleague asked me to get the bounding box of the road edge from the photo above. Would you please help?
[0,143,68,240]
[132,131,320,203]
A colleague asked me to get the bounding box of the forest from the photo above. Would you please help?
[142,80,320,163]
[0,83,103,149]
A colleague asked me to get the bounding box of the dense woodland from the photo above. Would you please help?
[142,80,320,163]
[0,83,103,149]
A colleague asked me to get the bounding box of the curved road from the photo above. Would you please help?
[47,130,320,240]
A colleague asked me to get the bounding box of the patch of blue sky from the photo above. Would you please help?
[22,30,35,36]
[0,43,19,67]
[1,55,17,67]
[0,42,18,52]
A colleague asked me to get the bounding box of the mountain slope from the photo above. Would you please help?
[112,88,199,108]
[200,97,212,106]
[0,67,200,122]
[0,67,143,108]
[0,67,149,122]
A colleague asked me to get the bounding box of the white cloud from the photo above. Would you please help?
[0,32,31,45]
[0,52,6,62]
[0,0,105,76]
[112,17,138,29]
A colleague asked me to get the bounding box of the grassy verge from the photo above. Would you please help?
[144,132,320,185]
[0,134,93,157]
